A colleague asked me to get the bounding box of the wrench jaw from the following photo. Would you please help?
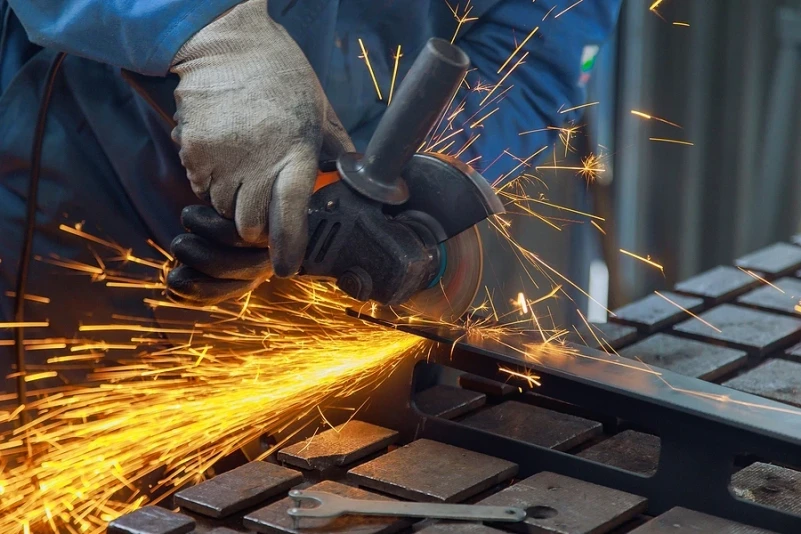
[287,489,344,530]
[288,490,345,517]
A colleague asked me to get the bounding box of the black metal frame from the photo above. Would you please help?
[351,309,801,533]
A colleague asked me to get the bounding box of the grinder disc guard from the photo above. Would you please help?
[399,226,483,323]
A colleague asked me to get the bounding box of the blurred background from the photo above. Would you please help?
[485,0,801,328]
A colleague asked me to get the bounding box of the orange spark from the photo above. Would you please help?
[534,161,605,180]
[536,152,606,182]
[480,51,528,106]
[105,282,166,289]
[146,239,173,262]
[123,252,164,270]
[492,218,615,317]
[469,107,499,128]
[426,128,464,151]
[555,0,584,18]
[23,371,58,383]
[47,354,104,363]
[496,146,548,183]
[654,291,722,333]
[619,249,665,275]
[499,366,542,387]
[0,321,49,329]
[388,45,402,105]
[454,133,481,157]
[737,267,785,293]
[649,137,694,146]
[630,109,683,128]
[435,140,456,154]
[529,285,562,306]
[0,338,70,347]
[516,292,529,314]
[590,220,606,235]
[24,343,67,351]
[38,256,104,276]
[447,1,478,43]
[70,343,138,352]
[357,38,383,100]
[497,26,539,74]
[4,292,50,304]
[78,324,198,335]
[523,197,604,221]
[59,224,125,253]
[559,101,599,114]
[673,21,690,27]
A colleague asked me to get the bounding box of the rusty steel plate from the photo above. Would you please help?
[347,439,517,503]
[174,461,302,518]
[478,471,647,533]
[277,421,398,471]
[674,266,759,304]
[619,333,747,380]
[460,401,602,451]
[414,385,487,419]
[731,463,801,515]
[737,277,801,316]
[672,305,801,358]
[735,243,801,276]
[724,359,801,408]
[612,291,705,334]
[107,506,195,534]
[578,430,661,476]
[628,507,776,533]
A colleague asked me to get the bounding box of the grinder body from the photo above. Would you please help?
[294,38,504,313]
[303,174,441,305]
[155,38,505,319]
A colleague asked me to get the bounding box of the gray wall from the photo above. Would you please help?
[613,0,801,303]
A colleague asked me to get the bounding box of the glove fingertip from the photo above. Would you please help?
[233,187,270,244]
[270,225,307,278]
[271,255,302,278]
[238,224,268,244]
[180,206,195,226]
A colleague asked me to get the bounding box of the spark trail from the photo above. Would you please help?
[1,276,422,534]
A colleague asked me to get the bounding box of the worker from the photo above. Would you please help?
[0,0,621,369]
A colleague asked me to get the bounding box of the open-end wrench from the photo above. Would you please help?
[286,489,526,528]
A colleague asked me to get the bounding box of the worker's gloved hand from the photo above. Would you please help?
[167,205,272,305]
[169,0,353,277]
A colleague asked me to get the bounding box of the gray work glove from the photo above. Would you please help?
[169,0,354,276]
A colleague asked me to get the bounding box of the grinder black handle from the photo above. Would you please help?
[336,38,471,205]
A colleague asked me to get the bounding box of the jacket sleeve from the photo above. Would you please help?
[6,0,245,75]
[453,0,621,183]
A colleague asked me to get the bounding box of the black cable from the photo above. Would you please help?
[14,51,66,425]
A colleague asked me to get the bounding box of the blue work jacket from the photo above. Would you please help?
[0,0,620,248]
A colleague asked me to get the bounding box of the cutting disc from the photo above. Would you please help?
[400,225,483,323]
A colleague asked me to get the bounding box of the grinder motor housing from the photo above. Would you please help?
[298,38,504,306]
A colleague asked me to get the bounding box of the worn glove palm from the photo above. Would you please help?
[168,205,273,305]
[169,0,353,276]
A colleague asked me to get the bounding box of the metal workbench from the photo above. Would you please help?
[109,240,801,534]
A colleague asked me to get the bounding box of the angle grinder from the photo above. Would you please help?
[150,38,505,322]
